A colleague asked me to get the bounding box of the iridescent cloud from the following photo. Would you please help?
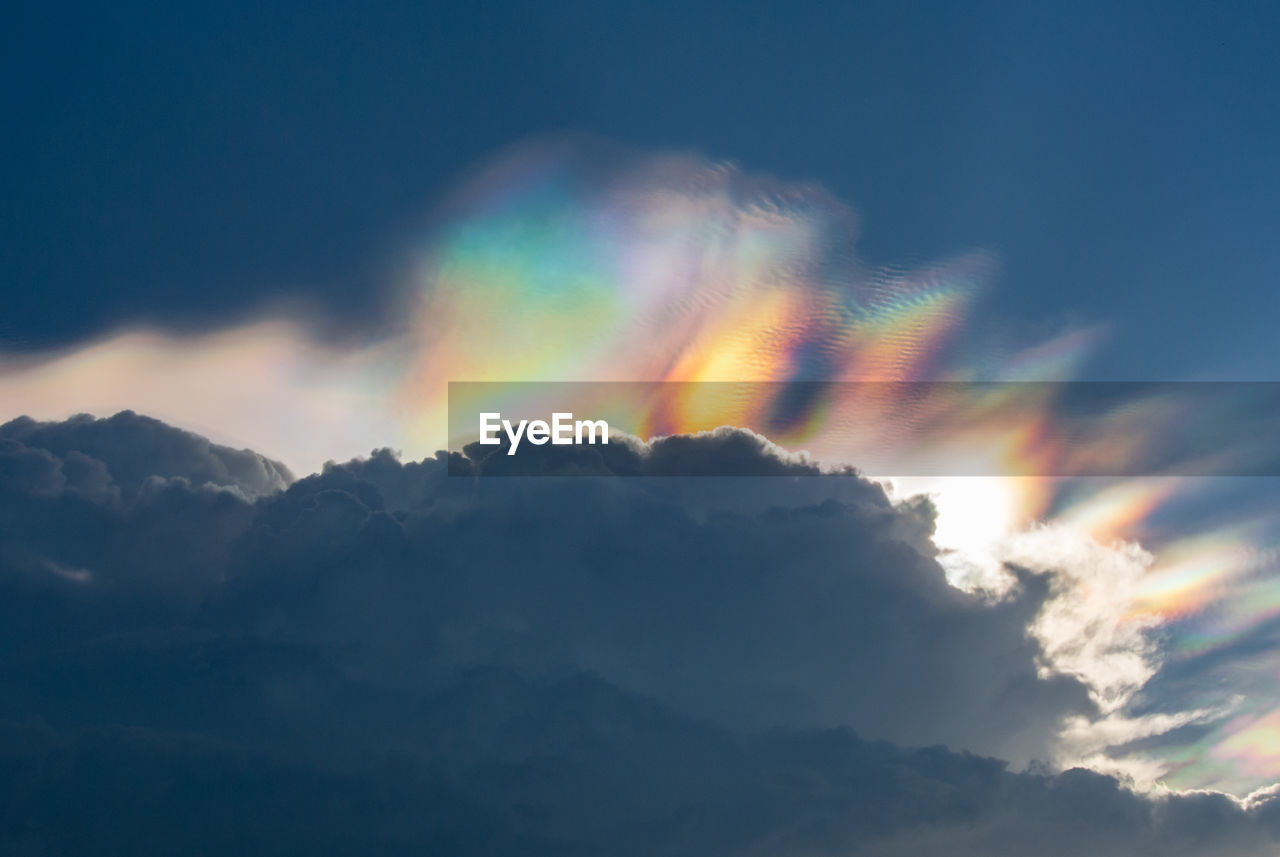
[2,136,1278,796]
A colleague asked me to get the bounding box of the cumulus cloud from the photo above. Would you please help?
[456,425,846,477]
[0,412,288,605]
[1,411,292,499]
[2,413,1278,854]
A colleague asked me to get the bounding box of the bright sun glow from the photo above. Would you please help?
[889,475,1038,595]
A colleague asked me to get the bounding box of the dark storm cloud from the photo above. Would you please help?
[5,678,1280,857]
[3,412,1280,855]
[204,434,1085,762]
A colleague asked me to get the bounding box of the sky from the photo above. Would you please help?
[5,1,1279,377]
[4,1,1280,854]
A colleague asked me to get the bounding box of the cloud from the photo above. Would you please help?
[3,412,1279,852]
[456,425,847,477]
[1,411,292,499]
[3,671,1280,856]
[0,322,399,476]
[222,434,1092,761]
[2,135,1274,800]
[0,412,287,607]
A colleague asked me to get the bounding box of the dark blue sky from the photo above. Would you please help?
[4,1,1277,378]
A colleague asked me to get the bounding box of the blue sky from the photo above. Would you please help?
[4,1,1278,379]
